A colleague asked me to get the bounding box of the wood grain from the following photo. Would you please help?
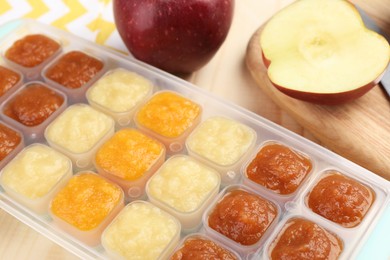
[245,0,390,180]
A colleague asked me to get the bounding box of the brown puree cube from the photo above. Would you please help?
[0,122,21,161]
[45,51,104,89]
[307,171,375,228]
[5,34,60,68]
[170,235,239,260]
[3,83,64,127]
[208,189,277,246]
[269,218,343,260]
[246,143,312,195]
[0,66,21,97]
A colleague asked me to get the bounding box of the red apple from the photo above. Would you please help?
[260,0,390,105]
[113,0,234,75]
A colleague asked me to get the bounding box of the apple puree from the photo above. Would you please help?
[5,34,60,68]
[270,218,343,260]
[186,116,256,167]
[246,143,312,194]
[0,66,20,97]
[45,104,113,154]
[1,144,70,200]
[147,155,220,213]
[308,172,375,228]
[3,83,64,126]
[102,201,180,260]
[88,68,152,113]
[208,189,277,246]
[45,51,103,89]
[0,123,21,161]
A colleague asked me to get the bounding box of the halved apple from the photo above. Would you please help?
[260,0,390,105]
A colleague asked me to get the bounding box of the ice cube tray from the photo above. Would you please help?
[0,19,389,260]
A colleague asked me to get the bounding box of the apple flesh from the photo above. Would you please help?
[113,0,234,75]
[260,0,390,105]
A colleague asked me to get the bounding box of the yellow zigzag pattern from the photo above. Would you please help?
[0,0,12,16]
[0,0,118,47]
[24,0,49,19]
[51,0,87,31]
[87,15,116,45]
[99,0,111,5]
[87,0,116,45]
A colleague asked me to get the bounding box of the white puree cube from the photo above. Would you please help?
[102,201,180,260]
[147,155,220,232]
[186,116,256,184]
[87,68,153,127]
[45,103,114,170]
[0,143,72,214]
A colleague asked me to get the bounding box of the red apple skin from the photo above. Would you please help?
[261,50,384,105]
[113,0,234,75]
[272,80,379,105]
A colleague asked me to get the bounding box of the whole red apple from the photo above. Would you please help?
[113,0,234,74]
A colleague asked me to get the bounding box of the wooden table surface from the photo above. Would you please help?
[0,0,388,259]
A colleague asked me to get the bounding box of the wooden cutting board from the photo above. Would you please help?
[245,1,390,180]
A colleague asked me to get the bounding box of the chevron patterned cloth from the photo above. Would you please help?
[0,0,128,53]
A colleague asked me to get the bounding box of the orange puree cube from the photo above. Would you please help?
[95,128,165,200]
[50,172,124,246]
[135,91,202,153]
